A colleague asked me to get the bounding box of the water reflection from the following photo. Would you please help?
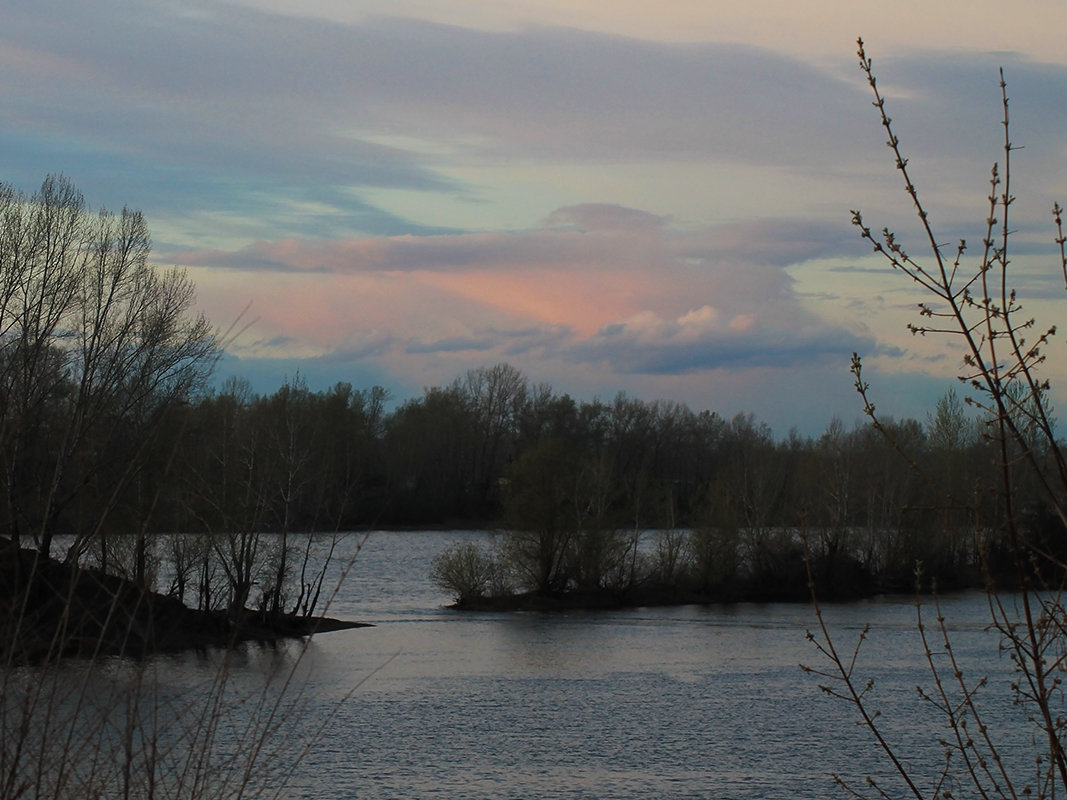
[282,534,1028,799]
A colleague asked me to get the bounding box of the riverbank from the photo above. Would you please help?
[446,579,866,612]
[0,537,368,663]
[442,556,987,612]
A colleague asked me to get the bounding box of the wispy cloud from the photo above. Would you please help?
[179,206,881,398]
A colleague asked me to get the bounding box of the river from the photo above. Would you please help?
[20,530,1040,799]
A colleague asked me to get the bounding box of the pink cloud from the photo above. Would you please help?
[728,313,755,332]
[182,207,879,411]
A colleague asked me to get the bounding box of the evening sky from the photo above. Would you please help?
[4,0,1067,434]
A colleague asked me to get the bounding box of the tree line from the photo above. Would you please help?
[429,378,1058,604]
[15,342,1049,602]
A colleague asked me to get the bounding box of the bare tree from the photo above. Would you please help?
[0,175,217,566]
[806,40,1067,798]
[454,362,528,511]
[0,179,358,800]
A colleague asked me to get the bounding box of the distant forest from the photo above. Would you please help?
[11,353,1059,594]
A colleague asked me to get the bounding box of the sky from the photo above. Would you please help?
[5,0,1067,436]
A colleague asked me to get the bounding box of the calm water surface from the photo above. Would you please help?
[157,532,1030,799]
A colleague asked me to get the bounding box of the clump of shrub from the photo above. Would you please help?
[430,540,504,606]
